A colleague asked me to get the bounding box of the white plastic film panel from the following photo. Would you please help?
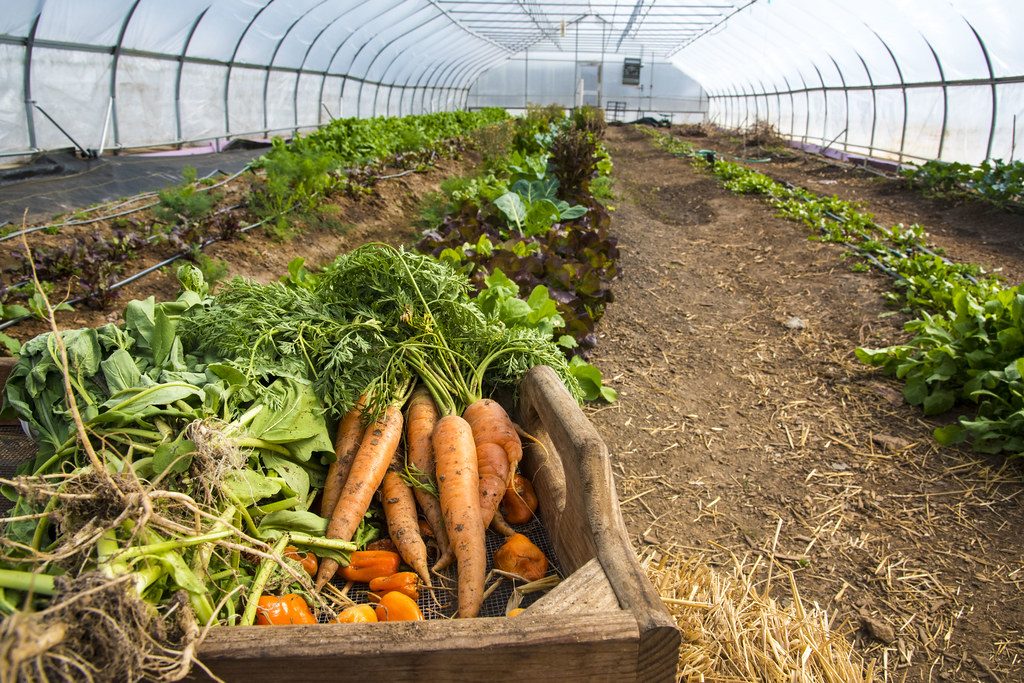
[674,0,1024,164]
[0,44,30,152]
[0,0,502,156]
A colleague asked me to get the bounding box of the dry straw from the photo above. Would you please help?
[642,549,873,682]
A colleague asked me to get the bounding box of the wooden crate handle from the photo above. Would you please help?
[518,366,680,682]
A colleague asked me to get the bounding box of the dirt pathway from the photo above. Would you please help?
[590,126,1024,681]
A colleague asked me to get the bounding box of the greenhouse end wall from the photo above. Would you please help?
[468,55,707,124]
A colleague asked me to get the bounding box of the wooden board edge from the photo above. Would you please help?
[518,366,681,681]
[192,612,641,682]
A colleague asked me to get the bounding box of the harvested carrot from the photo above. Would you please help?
[320,395,367,518]
[490,509,516,538]
[374,591,423,622]
[463,399,522,528]
[494,533,548,581]
[405,387,454,571]
[433,414,485,618]
[335,604,377,623]
[382,461,430,583]
[369,572,419,601]
[283,545,318,576]
[337,550,401,583]
[501,473,538,525]
[316,403,404,590]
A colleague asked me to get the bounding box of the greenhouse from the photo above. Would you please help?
[0,1,1021,681]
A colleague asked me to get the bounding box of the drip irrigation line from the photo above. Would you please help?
[0,166,251,243]
[376,168,426,181]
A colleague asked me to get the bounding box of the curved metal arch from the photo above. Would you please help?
[324,3,411,118]
[795,72,811,144]
[355,5,439,117]
[412,54,455,114]
[310,4,383,121]
[397,42,489,114]
[224,0,278,135]
[174,7,210,144]
[381,24,468,116]
[433,43,504,112]
[447,51,504,112]
[22,10,43,150]
[300,3,368,127]
[922,35,948,159]
[368,12,450,116]
[331,3,424,117]
[867,28,908,164]
[433,49,485,112]
[965,19,997,161]
[809,62,828,145]
[109,0,144,148]
[826,53,850,151]
[457,49,516,107]
[854,53,877,156]
[261,0,334,133]
[440,45,506,109]
[781,75,796,139]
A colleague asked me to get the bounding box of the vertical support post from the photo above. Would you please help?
[23,13,42,151]
[924,38,948,160]
[524,48,529,111]
[175,9,208,147]
[966,22,997,161]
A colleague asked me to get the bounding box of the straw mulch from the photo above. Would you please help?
[642,549,873,682]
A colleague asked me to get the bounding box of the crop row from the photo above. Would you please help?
[0,110,510,350]
[640,126,1024,459]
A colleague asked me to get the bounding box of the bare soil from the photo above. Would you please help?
[590,125,1024,681]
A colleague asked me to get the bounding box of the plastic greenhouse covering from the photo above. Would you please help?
[1,0,1022,166]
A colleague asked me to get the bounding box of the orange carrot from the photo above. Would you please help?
[320,395,367,518]
[382,461,430,583]
[405,387,454,571]
[501,473,538,525]
[489,509,516,538]
[432,414,485,618]
[315,404,404,590]
[463,399,522,528]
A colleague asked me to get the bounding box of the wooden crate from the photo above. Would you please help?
[193,365,680,681]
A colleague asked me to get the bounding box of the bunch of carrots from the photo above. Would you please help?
[311,382,544,618]
[186,244,570,621]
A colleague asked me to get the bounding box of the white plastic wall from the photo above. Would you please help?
[0,0,511,157]
[673,0,1024,164]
